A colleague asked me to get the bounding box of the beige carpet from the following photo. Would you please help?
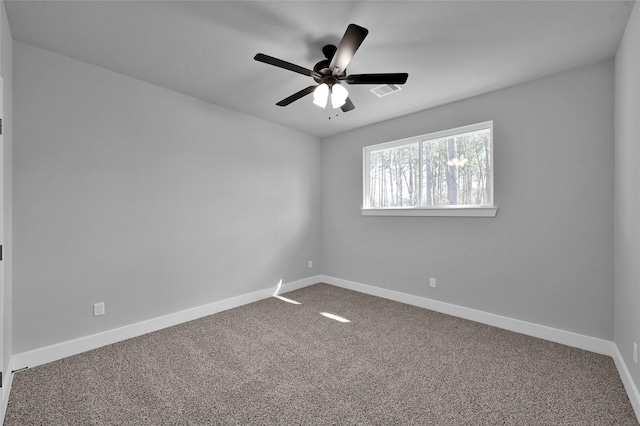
[4,283,638,425]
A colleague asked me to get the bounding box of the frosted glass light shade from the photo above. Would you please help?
[313,83,329,108]
[331,84,349,108]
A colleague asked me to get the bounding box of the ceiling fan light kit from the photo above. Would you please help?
[330,83,349,109]
[313,83,329,108]
[254,23,408,113]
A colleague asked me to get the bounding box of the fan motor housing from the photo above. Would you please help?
[313,44,347,82]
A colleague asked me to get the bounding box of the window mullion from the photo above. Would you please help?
[418,140,423,207]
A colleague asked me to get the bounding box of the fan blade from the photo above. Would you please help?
[255,53,319,78]
[346,73,409,85]
[329,24,369,75]
[276,85,317,106]
[341,97,355,112]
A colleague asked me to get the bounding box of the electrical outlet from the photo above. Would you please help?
[429,278,436,288]
[93,302,105,317]
[634,342,638,364]
[308,260,313,269]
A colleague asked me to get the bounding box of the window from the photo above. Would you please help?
[362,121,497,217]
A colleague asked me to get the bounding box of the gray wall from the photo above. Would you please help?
[10,29,623,356]
[13,42,322,353]
[1,1,12,380]
[614,0,640,394]
[322,60,614,339]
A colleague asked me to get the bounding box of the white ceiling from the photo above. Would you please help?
[5,1,634,138]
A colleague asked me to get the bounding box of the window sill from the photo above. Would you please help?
[361,206,498,217]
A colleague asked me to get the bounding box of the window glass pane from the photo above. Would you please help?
[368,142,420,207]
[421,128,491,206]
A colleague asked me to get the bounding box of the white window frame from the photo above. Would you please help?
[362,121,498,217]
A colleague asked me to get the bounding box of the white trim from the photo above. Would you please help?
[612,345,640,421]
[362,206,498,217]
[319,275,613,355]
[1,356,15,423]
[11,276,320,370]
[4,275,639,424]
[324,275,639,420]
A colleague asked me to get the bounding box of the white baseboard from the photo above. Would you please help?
[6,274,639,424]
[12,275,320,371]
[320,275,640,422]
[319,275,614,356]
[612,345,640,421]
[1,356,15,424]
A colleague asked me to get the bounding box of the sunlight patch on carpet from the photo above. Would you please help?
[272,279,301,304]
[320,312,351,323]
[274,295,301,305]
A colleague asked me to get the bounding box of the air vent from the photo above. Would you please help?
[370,84,402,98]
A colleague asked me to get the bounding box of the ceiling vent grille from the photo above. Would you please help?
[370,84,402,98]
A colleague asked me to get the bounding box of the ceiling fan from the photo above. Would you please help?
[254,24,408,112]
